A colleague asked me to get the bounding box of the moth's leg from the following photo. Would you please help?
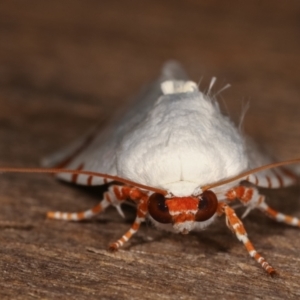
[109,187,149,251]
[257,201,300,227]
[47,185,148,250]
[225,185,264,218]
[47,184,130,221]
[219,203,276,276]
[226,185,300,227]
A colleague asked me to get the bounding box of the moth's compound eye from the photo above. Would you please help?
[195,190,218,222]
[148,193,172,224]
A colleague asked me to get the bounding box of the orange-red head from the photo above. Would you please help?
[147,190,218,233]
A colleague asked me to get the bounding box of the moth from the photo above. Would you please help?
[1,61,299,276]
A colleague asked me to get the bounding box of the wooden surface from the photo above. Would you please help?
[0,1,300,299]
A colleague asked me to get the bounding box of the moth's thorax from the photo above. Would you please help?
[117,82,248,196]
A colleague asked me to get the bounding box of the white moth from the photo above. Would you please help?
[1,61,299,276]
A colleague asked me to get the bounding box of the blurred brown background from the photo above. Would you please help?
[0,1,299,299]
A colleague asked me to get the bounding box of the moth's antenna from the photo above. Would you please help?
[201,158,300,191]
[0,167,168,195]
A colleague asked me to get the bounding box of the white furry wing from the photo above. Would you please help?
[244,137,297,188]
[42,61,189,184]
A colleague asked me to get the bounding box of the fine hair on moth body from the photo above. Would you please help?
[1,61,300,276]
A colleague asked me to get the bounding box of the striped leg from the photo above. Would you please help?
[47,184,149,250]
[221,204,276,276]
[226,185,300,227]
[109,188,149,251]
[226,185,261,205]
[47,185,131,221]
[225,185,264,218]
[257,201,300,227]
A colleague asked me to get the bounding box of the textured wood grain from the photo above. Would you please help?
[0,1,300,299]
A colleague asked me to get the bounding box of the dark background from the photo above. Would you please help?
[0,1,299,299]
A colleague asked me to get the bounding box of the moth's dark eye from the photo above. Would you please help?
[148,193,172,224]
[195,190,218,222]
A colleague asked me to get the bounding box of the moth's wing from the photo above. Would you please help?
[42,61,189,186]
[41,125,99,169]
[244,137,298,188]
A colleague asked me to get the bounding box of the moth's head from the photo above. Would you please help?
[147,190,218,234]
